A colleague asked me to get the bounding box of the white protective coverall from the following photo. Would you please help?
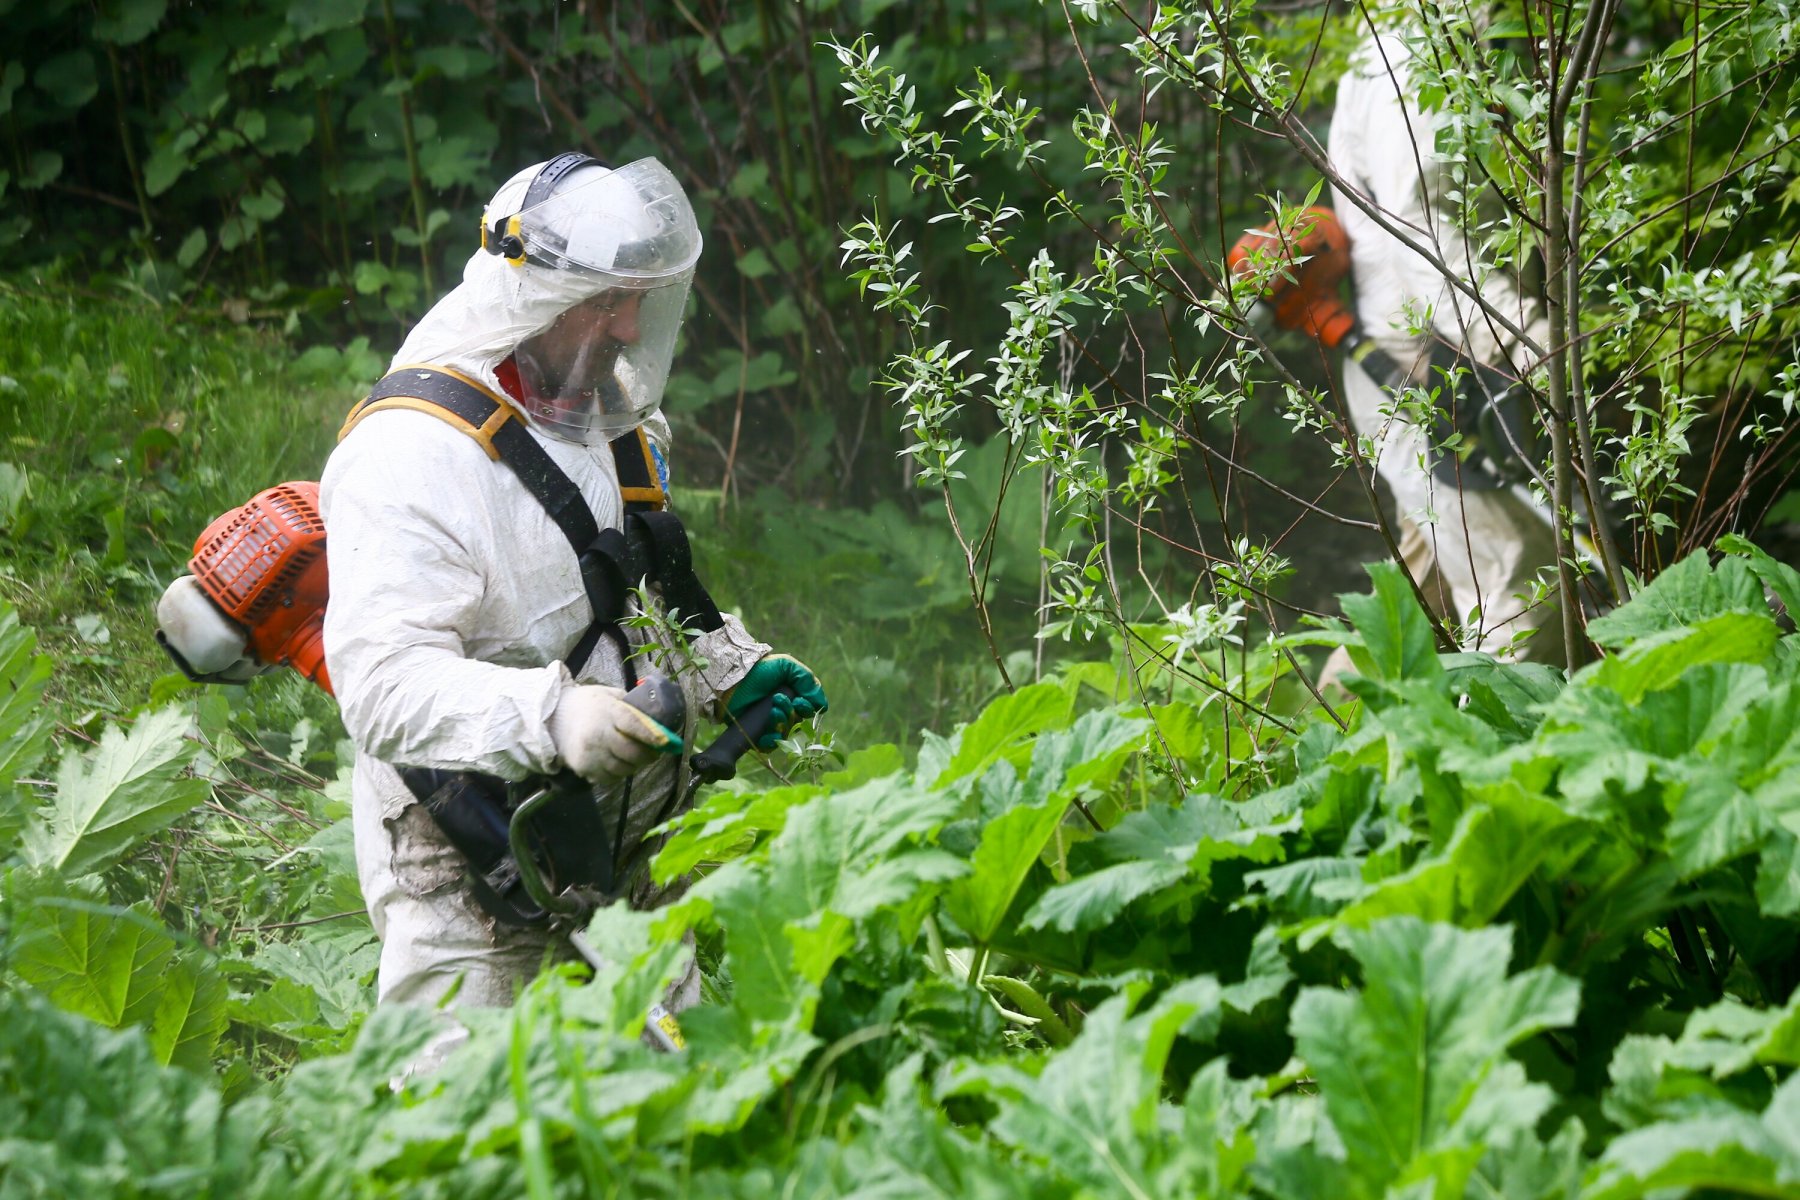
[321,169,769,1009]
[1329,29,1563,661]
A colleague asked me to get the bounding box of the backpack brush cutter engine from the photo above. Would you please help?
[156,481,332,691]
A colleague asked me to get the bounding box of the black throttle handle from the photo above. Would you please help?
[691,685,799,783]
[621,671,686,735]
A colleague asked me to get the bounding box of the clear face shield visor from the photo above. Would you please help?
[512,278,691,443]
[501,158,702,444]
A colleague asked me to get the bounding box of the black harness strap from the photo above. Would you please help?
[354,369,606,639]
[347,366,725,673]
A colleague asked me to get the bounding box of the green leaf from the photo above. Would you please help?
[19,149,62,190]
[21,705,208,878]
[1338,560,1443,683]
[0,62,23,115]
[737,247,775,278]
[12,892,225,1068]
[653,780,823,883]
[727,160,771,199]
[0,602,53,814]
[935,681,1074,786]
[1585,1074,1800,1200]
[1290,919,1579,1193]
[1756,829,1800,917]
[691,773,961,1027]
[33,51,98,109]
[142,141,188,197]
[287,0,368,38]
[1025,790,1294,933]
[1327,784,1579,933]
[175,227,207,269]
[92,0,168,45]
[944,977,1224,1195]
[1587,550,1767,648]
[412,45,493,81]
[149,958,228,1070]
[1719,534,1800,621]
[1020,858,1187,933]
[944,768,1069,945]
[0,989,240,1190]
[240,185,285,222]
[1576,611,1777,705]
[1662,993,1800,1077]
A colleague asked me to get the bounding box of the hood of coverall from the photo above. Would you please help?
[389,156,702,444]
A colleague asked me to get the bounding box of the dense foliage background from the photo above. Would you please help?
[4,0,1800,1196]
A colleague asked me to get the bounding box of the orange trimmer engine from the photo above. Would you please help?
[189,482,333,694]
[1226,205,1355,348]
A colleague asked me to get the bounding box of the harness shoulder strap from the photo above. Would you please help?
[347,366,722,662]
[351,364,607,583]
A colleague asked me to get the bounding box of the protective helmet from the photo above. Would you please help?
[481,154,702,444]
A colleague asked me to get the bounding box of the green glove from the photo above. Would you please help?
[725,654,828,750]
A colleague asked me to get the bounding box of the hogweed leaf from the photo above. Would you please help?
[1338,561,1443,684]
[945,792,1071,944]
[0,602,52,804]
[936,681,1074,786]
[944,978,1224,1196]
[1290,919,1579,1193]
[1586,551,1767,648]
[22,705,208,878]
[1021,858,1188,933]
[12,893,226,1068]
[1577,611,1777,706]
[1585,1074,1800,1200]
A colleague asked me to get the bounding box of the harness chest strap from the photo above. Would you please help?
[340,365,723,666]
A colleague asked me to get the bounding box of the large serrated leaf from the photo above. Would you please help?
[944,781,1070,945]
[1326,783,1580,933]
[1021,858,1188,933]
[1290,919,1579,1194]
[0,602,52,843]
[1577,611,1777,705]
[1338,560,1444,684]
[92,0,167,45]
[1584,1074,1800,1200]
[942,977,1223,1195]
[12,893,226,1068]
[1587,550,1768,648]
[692,774,961,1028]
[935,681,1074,786]
[22,705,207,878]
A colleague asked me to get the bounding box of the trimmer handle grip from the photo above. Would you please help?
[621,671,686,734]
[691,685,798,783]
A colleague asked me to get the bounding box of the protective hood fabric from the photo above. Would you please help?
[390,157,699,442]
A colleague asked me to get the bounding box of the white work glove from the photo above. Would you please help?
[548,684,681,783]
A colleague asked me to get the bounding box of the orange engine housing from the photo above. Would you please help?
[1226,205,1355,348]
[190,481,333,695]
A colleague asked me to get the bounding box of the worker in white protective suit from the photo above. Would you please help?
[320,154,827,1011]
[1328,23,1565,663]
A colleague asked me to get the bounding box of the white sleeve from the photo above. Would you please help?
[320,415,571,781]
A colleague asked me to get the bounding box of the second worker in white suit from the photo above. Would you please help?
[1329,23,1564,663]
